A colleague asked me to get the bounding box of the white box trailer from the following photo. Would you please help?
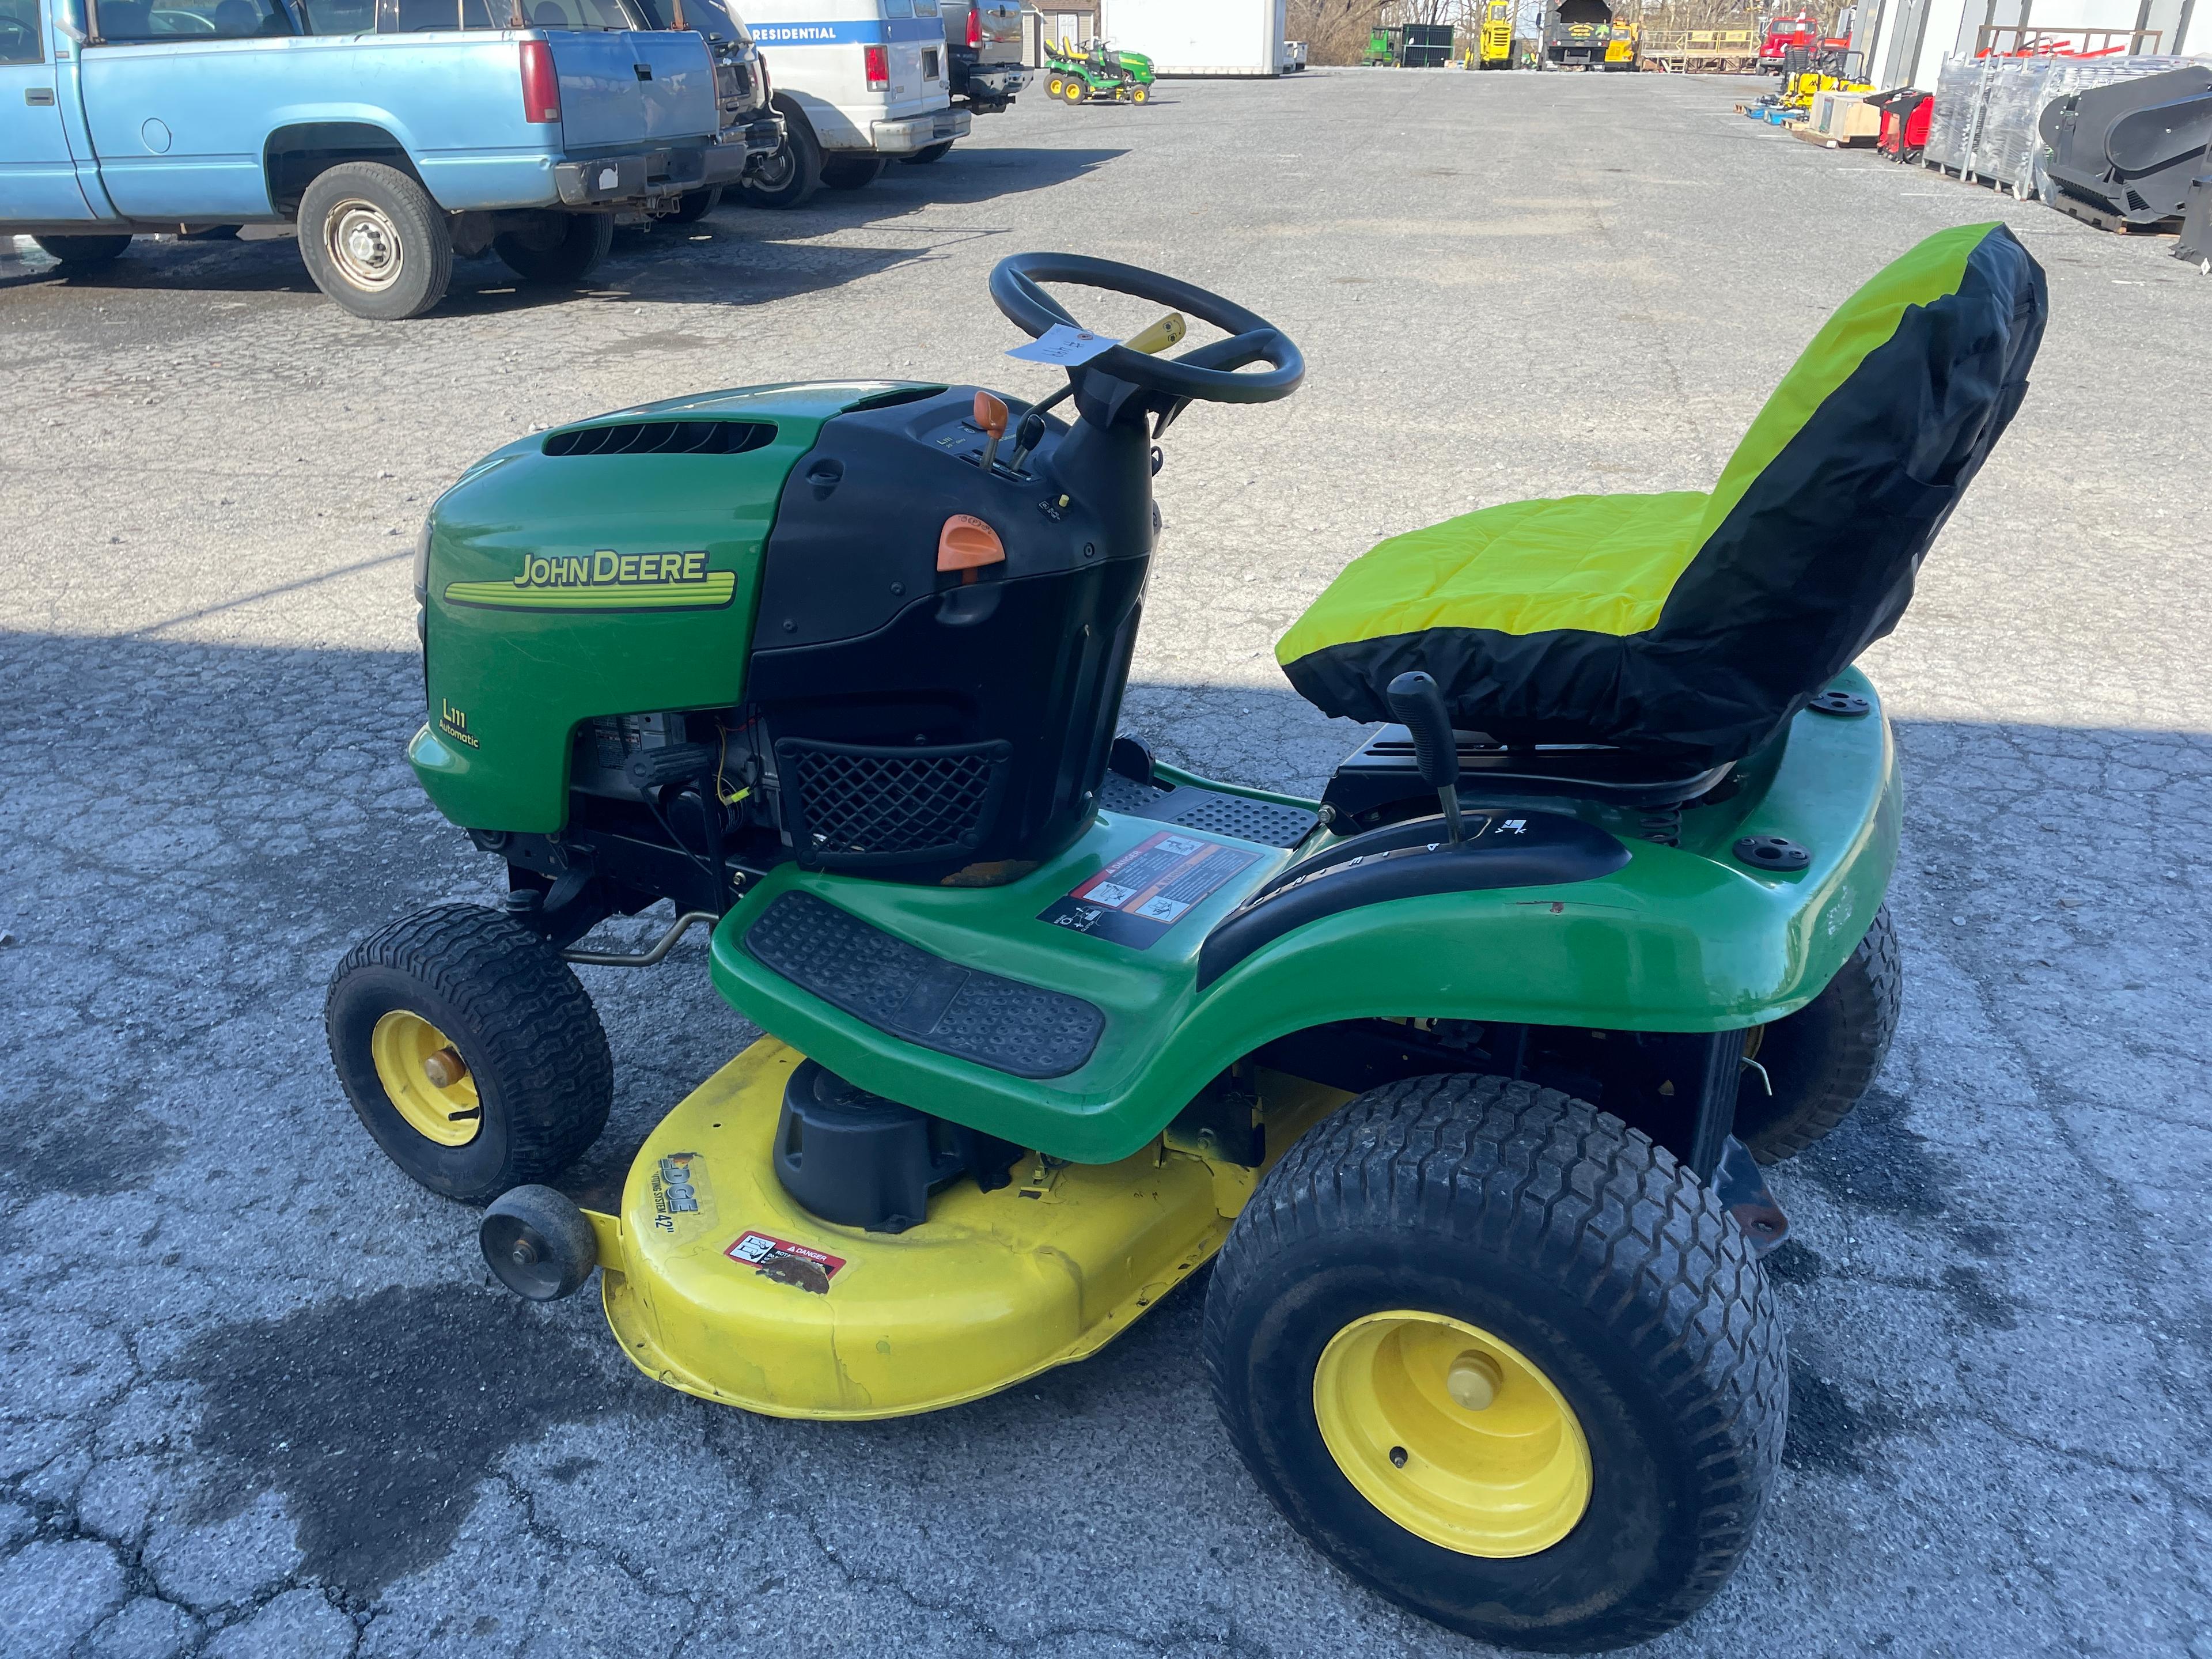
[1097,0,1287,75]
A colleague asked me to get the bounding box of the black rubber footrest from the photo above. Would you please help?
[744,892,1105,1080]
[1099,777,1318,850]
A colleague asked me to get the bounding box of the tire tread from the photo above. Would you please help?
[1205,1075,1786,1650]
[327,903,611,1198]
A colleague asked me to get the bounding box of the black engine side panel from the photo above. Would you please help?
[745,388,1153,882]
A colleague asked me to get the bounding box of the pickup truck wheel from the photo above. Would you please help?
[493,212,615,285]
[820,154,888,190]
[669,187,721,223]
[298,162,452,321]
[742,99,822,209]
[32,234,133,268]
[902,141,955,165]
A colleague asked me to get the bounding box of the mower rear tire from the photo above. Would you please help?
[1734,903,1901,1163]
[1205,1074,1786,1654]
[820,154,888,191]
[32,233,133,268]
[493,211,614,286]
[481,1184,598,1301]
[297,162,453,320]
[327,903,613,1205]
[1059,77,1087,104]
[741,97,823,209]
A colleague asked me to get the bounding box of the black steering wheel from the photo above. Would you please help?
[988,253,1303,406]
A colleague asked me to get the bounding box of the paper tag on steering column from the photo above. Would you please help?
[1005,324,1119,367]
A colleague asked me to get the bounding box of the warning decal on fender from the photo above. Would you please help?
[1037,831,1257,949]
[727,1231,846,1295]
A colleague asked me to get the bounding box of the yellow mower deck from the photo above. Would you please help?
[586,1037,1346,1419]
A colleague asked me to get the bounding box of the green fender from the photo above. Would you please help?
[709,671,1900,1165]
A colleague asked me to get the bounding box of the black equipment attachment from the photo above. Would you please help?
[2041,65,2212,230]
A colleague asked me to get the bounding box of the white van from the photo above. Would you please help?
[738,0,972,206]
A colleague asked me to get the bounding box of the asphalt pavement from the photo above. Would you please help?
[3,65,2208,1659]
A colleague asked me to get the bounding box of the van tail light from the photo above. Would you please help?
[966,4,980,47]
[863,43,888,90]
[520,40,561,124]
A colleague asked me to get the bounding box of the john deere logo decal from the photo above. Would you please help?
[444,550,735,612]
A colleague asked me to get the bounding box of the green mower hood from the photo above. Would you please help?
[408,382,941,835]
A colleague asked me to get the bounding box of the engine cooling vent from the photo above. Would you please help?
[775,738,1012,869]
[542,420,774,458]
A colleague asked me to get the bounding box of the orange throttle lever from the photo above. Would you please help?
[974,390,1009,473]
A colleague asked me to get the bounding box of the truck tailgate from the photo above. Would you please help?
[977,0,1021,64]
[626,30,718,139]
[549,30,715,150]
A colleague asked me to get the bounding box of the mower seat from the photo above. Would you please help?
[1277,221,2047,767]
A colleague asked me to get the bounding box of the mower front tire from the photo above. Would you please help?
[1205,1074,1786,1654]
[327,903,612,1205]
[1734,903,1901,1163]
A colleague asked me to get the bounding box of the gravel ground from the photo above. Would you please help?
[3,65,2208,1659]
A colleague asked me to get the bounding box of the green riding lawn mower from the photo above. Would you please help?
[329,224,2044,1651]
[1043,39,1156,105]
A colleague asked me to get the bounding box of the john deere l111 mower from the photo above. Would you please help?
[1043,39,1155,105]
[330,225,2044,1652]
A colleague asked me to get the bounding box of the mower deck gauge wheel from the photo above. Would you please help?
[481,1184,598,1301]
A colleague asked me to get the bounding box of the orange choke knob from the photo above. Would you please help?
[938,514,1006,582]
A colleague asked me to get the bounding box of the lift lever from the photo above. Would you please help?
[1386,670,1465,843]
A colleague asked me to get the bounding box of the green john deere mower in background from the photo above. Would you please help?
[1043,39,1156,104]
[329,223,2045,1652]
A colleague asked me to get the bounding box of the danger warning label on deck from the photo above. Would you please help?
[727,1231,846,1295]
[1037,831,1258,949]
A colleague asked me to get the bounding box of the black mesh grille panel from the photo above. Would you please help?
[542,421,775,458]
[775,739,1013,869]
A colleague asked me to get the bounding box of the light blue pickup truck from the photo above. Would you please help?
[0,0,779,316]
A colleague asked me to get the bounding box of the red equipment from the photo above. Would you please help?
[1869,88,1933,162]
[1760,10,1821,69]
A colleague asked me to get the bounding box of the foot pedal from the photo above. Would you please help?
[744,893,1104,1079]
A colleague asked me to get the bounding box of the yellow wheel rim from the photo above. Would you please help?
[370,1009,484,1147]
[1313,1311,1591,1557]
[1133,86,1147,101]
[1047,76,1063,95]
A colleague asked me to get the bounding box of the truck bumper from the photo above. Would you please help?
[969,66,1028,98]
[552,139,755,208]
[865,108,972,155]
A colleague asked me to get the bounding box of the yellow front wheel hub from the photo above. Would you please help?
[1313,1311,1591,1557]
[370,1009,483,1147]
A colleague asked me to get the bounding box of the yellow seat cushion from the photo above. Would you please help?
[1274,490,1710,659]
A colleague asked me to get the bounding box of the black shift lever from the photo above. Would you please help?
[1386,670,1465,843]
